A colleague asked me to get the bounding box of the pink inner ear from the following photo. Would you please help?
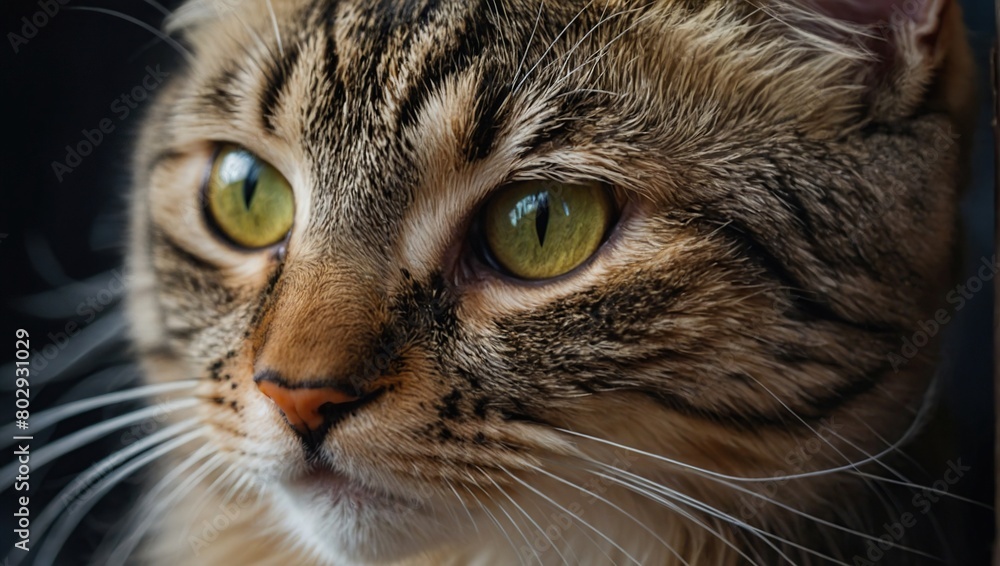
[807,0,938,28]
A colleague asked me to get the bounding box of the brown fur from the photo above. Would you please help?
[122,0,976,564]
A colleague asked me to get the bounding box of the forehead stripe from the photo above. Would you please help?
[394,0,497,132]
[260,40,303,133]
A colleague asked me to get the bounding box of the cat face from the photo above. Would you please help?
[127,0,974,562]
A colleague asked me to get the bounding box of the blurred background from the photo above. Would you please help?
[0,0,996,563]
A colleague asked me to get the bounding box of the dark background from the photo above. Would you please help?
[0,0,996,564]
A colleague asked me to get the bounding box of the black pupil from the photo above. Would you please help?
[241,160,262,210]
[534,191,550,246]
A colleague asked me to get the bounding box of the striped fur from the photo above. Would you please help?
[124,1,976,564]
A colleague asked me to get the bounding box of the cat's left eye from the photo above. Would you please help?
[203,145,294,249]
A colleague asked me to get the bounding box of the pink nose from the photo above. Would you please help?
[256,380,360,434]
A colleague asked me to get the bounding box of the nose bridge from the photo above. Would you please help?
[253,263,381,387]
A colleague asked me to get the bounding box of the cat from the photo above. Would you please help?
[24,0,984,564]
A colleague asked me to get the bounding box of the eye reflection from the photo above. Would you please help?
[217,149,255,186]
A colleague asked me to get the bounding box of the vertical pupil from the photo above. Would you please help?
[534,191,550,247]
[241,161,261,210]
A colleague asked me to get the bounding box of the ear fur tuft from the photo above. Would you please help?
[785,0,971,123]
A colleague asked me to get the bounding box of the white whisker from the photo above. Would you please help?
[98,445,217,562]
[23,230,76,287]
[222,470,261,509]
[554,3,643,79]
[28,420,199,549]
[545,459,760,565]
[743,373,916,484]
[178,462,245,543]
[35,363,139,405]
[11,269,122,319]
[445,479,480,533]
[0,308,129,388]
[592,464,862,566]
[31,427,205,565]
[526,462,690,565]
[67,7,194,64]
[0,398,199,488]
[0,380,199,446]
[849,471,991,509]
[516,481,585,566]
[501,466,643,565]
[512,0,544,90]
[480,466,571,565]
[549,6,650,93]
[555,403,928,483]
[587,465,798,565]
[462,483,529,565]
[741,373,985,511]
[265,0,284,56]
[515,0,595,93]
[531,490,617,566]
[107,451,226,565]
[0,307,128,389]
[612,455,938,559]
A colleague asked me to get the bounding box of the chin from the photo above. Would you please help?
[268,468,458,565]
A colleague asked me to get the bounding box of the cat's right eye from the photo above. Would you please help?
[203,145,294,249]
[477,180,615,280]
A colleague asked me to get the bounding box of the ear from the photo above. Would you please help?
[808,0,949,49]
[803,0,974,123]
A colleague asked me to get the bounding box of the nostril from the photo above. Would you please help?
[316,389,384,425]
[318,401,346,420]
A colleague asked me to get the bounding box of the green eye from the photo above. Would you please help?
[481,180,614,280]
[205,145,294,248]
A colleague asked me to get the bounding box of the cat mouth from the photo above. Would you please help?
[290,465,419,511]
